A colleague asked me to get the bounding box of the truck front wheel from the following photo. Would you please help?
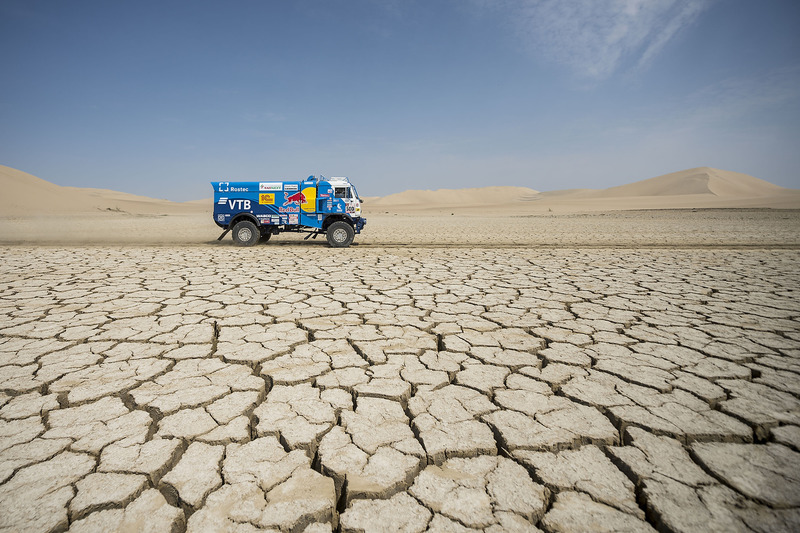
[232,220,259,247]
[326,221,355,248]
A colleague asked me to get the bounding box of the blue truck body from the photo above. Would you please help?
[212,175,365,247]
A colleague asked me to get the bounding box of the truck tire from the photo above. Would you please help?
[326,221,355,248]
[232,220,259,247]
[259,230,272,243]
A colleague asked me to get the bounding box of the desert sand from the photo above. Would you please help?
[0,165,203,217]
[368,167,800,214]
[1,164,799,246]
[1,165,799,532]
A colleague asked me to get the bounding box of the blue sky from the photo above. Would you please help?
[1,0,798,201]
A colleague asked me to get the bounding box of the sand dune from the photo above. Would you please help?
[2,165,798,221]
[0,165,204,216]
[371,167,799,213]
[586,167,786,198]
[521,167,800,212]
[369,186,539,208]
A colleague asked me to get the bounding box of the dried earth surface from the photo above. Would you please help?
[1,214,799,531]
[2,210,800,247]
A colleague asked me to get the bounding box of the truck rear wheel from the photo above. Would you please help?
[232,220,259,247]
[259,230,272,243]
[326,221,355,248]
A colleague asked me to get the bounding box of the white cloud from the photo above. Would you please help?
[474,0,715,80]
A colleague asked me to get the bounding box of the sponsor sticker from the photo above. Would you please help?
[226,199,251,210]
[217,197,228,205]
[259,193,275,205]
[217,214,226,222]
[259,182,282,192]
[289,214,299,224]
[284,184,299,191]
[284,191,305,204]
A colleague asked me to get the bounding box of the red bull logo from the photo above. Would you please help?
[283,187,316,213]
[285,191,306,204]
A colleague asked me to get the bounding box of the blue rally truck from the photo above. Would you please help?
[212,176,366,248]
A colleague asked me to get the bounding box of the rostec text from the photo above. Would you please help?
[227,199,251,210]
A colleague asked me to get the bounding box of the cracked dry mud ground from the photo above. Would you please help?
[1,246,799,533]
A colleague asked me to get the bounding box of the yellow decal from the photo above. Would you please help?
[259,193,275,205]
[301,186,316,213]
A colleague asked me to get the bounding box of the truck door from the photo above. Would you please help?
[335,186,360,216]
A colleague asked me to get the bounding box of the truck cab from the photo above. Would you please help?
[318,177,362,218]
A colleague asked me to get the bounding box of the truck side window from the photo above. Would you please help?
[334,187,346,198]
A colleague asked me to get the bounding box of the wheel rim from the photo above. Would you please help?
[238,228,253,241]
[332,228,348,243]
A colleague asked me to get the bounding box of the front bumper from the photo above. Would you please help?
[354,217,367,234]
